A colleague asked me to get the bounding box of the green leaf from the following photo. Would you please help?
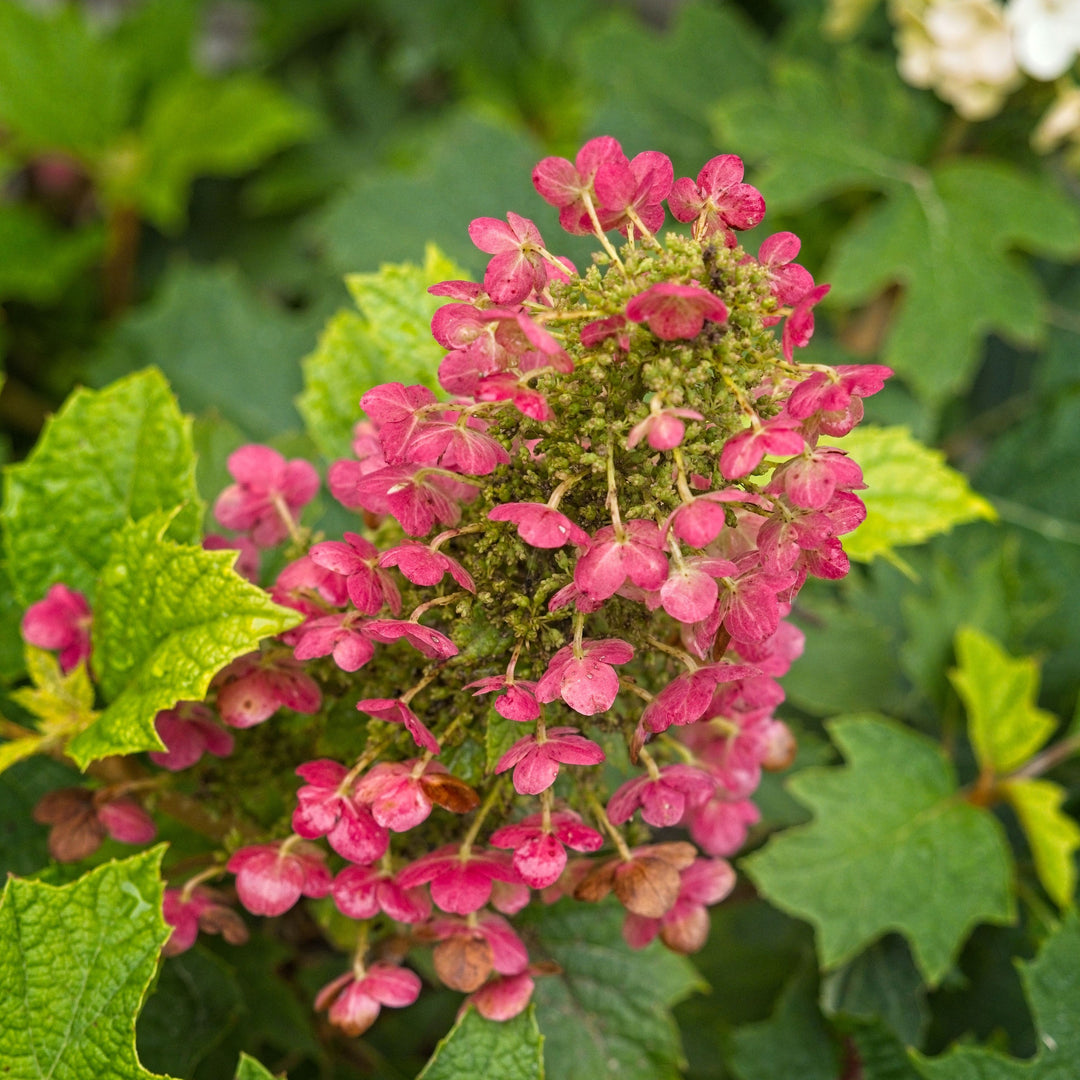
[417,1006,543,1080]
[728,966,839,1080]
[575,4,768,175]
[825,161,1080,405]
[915,914,1080,1079]
[0,848,172,1080]
[2,368,203,607]
[1000,779,1080,911]
[713,51,939,213]
[0,754,78,876]
[820,935,927,1046]
[66,512,300,768]
[714,48,1080,406]
[130,73,318,230]
[235,1053,279,1080]
[824,426,996,562]
[743,715,1015,985]
[312,112,544,278]
[949,627,1057,775]
[136,946,244,1077]
[523,898,704,1080]
[0,1,135,155]
[95,264,314,442]
[297,244,467,459]
[0,204,103,304]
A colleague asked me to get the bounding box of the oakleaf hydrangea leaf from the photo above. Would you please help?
[131,73,317,231]
[824,426,995,562]
[298,244,466,459]
[2,367,202,607]
[234,1054,278,1080]
[714,50,1080,406]
[417,1006,543,1080]
[728,966,838,1080]
[0,204,103,304]
[0,847,174,1080]
[743,715,1014,985]
[949,627,1057,775]
[523,898,704,1080]
[66,511,301,769]
[4,647,98,771]
[1000,779,1080,911]
[824,161,1080,405]
[915,914,1080,1079]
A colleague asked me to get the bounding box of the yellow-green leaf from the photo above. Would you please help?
[9,646,97,741]
[1000,778,1080,910]
[949,627,1057,775]
[0,735,44,774]
[824,426,996,562]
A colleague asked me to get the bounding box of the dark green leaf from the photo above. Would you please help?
[744,715,1015,984]
[0,205,103,304]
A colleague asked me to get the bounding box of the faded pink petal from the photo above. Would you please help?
[625,282,728,341]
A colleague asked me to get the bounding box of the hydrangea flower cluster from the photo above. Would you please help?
[22,137,890,1038]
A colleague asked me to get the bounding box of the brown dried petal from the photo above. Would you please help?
[419,773,481,814]
[48,809,106,862]
[660,907,711,954]
[198,906,250,946]
[643,842,698,871]
[433,933,494,992]
[613,857,682,918]
[33,787,92,825]
[572,859,618,904]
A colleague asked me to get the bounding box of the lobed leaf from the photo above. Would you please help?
[0,848,173,1080]
[417,1006,544,1080]
[2,368,202,607]
[297,244,465,459]
[949,627,1057,775]
[826,426,996,562]
[1000,779,1080,911]
[915,914,1080,1079]
[523,898,704,1080]
[66,511,301,769]
[743,715,1014,985]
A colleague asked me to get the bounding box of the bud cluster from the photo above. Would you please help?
[21,137,890,1036]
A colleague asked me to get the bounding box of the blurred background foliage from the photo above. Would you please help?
[2,0,1080,1078]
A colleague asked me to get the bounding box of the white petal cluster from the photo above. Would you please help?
[1008,0,1080,81]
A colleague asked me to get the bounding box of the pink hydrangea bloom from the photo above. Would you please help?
[685,796,761,857]
[378,541,475,591]
[468,212,549,304]
[149,703,234,771]
[535,637,634,716]
[469,972,536,1021]
[215,652,322,729]
[488,502,590,548]
[593,150,674,235]
[785,363,893,420]
[780,283,831,362]
[356,698,441,754]
[270,555,349,617]
[489,810,604,888]
[627,407,704,451]
[719,418,806,480]
[464,674,541,722]
[227,840,332,917]
[607,764,716,828]
[354,759,468,831]
[574,519,668,601]
[625,283,728,341]
[396,845,521,915]
[756,231,815,315]
[308,532,400,615]
[495,727,606,795]
[213,445,319,547]
[291,612,377,672]
[292,759,389,864]
[316,964,421,1037]
[203,534,260,582]
[532,135,629,235]
[668,154,765,244]
[331,864,431,923]
[659,556,739,624]
[162,886,247,957]
[96,799,157,844]
[623,858,736,952]
[21,583,92,673]
[364,618,458,659]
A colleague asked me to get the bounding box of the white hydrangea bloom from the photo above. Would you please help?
[1032,84,1080,150]
[1007,0,1080,80]
[892,0,1022,119]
